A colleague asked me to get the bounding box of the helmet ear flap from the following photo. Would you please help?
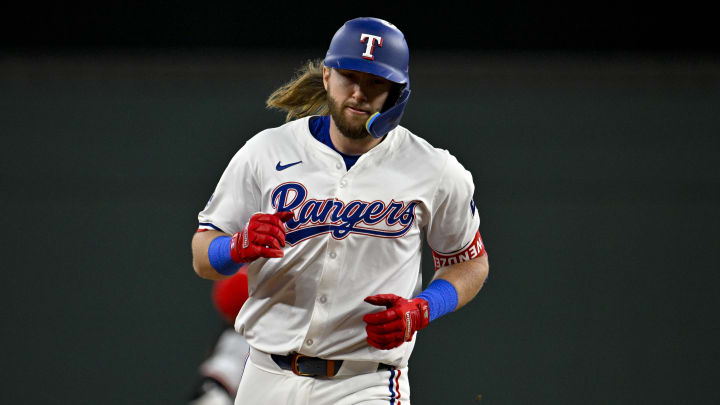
[366,85,411,138]
[381,82,404,112]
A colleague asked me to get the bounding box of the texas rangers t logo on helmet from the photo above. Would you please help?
[360,33,383,60]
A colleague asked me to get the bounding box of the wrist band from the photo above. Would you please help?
[415,279,458,322]
[208,236,243,276]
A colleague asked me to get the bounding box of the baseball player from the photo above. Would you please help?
[191,17,489,405]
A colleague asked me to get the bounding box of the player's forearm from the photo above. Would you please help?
[192,230,233,280]
[433,253,489,310]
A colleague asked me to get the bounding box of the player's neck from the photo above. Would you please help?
[329,118,384,156]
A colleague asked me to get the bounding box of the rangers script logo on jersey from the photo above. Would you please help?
[271,182,419,245]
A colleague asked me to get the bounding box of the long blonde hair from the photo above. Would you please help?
[266,59,329,122]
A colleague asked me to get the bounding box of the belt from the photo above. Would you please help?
[270,352,394,377]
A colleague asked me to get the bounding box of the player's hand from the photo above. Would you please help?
[229,211,294,263]
[362,294,430,350]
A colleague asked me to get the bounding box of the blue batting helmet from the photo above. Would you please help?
[323,17,410,138]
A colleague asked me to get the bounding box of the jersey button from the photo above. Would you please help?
[319,295,327,303]
[335,162,343,170]
[306,339,314,346]
[329,252,337,259]
[339,179,347,188]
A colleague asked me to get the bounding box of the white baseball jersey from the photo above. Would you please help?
[197,116,483,368]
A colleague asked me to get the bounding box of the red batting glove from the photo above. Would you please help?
[229,211,294,263]
[362,294,430,350]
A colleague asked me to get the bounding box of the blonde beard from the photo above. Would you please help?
[326,92,372,140]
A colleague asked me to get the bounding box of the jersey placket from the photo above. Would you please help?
[298,128,393,355]
[299,153,351,355]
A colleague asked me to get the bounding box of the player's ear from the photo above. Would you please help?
[322,66,330,91]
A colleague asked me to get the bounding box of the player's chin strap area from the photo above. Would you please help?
[365,85,411,139]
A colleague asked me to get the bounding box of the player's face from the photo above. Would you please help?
[323,67,394,139]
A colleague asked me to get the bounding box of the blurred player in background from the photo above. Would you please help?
[189,266,250,405]
[191,17,489,404]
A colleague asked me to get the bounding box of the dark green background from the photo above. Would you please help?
[2,50,719,404]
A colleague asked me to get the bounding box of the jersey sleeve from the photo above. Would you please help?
[426,154,485,271]
[197,144,261,234]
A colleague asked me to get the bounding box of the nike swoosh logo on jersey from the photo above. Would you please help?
[276,160,303,171]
